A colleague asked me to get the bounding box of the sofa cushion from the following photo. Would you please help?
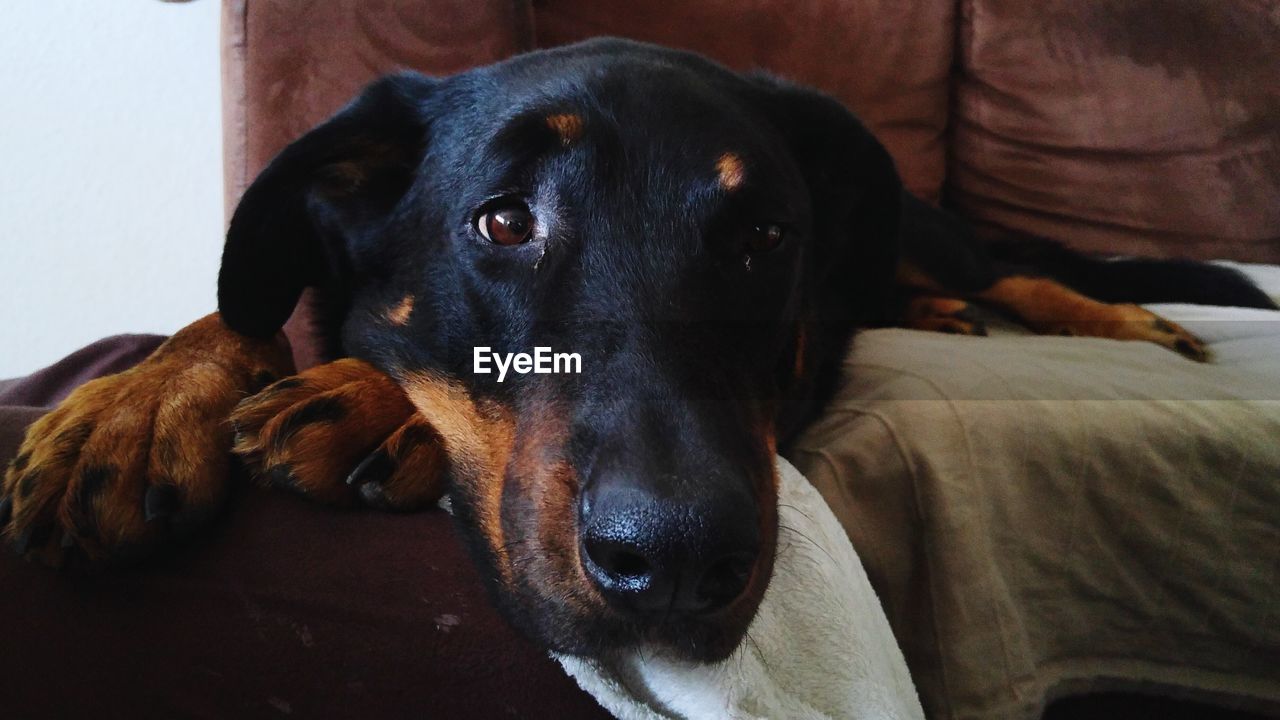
[949,0,1280,263]
[789,264,1280,719]
[532,0,956,202]
[0,334,165,407]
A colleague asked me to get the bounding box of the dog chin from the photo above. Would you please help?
[640,615,757,663]
[533,613,756,664]
[504,581,768,664]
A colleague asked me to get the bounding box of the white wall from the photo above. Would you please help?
[0,0,223,378]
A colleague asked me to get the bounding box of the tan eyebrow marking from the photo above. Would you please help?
[384,294,414,326]
[793,326,807,379]
[716,152,745,191]
[545,113,584,145]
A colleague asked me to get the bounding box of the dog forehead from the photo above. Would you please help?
[413,45,807,227]
[462,45,758,138]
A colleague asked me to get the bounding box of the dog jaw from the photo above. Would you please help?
[394,369,778,662]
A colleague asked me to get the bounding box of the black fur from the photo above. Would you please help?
[215,37,1273,660]
[899,192,1276,309]
[984,236,1277,309]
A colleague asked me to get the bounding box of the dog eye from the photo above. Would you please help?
[746,223,785,253]
[476,205,534,246]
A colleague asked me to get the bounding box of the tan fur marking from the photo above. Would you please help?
[907,316,982,335]
[505,401,600,613]
[321,161,365,192]
[793,327,807,379]
[716,152,745,191]
[385,294,414,326]
[907,296,969,318]
[978,276,1118,331]
[895,261,945,293]
[743,423,780,641]
[319,140,411,194]
[545,113,584,145]
[534,460,595,612]
[400,371,516,582]
[901,295,987,335]
[977,275,1208,359]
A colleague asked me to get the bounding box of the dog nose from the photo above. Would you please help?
[579,478,759,616]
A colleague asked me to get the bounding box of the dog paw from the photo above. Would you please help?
[1055,305,1209,362]
[902,296,988,336]
[1144,314,1210,362]
[231,359,447,510]
[1,314,293,565]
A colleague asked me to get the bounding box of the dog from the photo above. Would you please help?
[2,38,1274,662]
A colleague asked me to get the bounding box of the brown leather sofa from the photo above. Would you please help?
[0,2,1275,719]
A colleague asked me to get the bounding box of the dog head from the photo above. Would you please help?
[218,38,901,661]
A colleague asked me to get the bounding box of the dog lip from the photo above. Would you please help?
[641,613,756,662]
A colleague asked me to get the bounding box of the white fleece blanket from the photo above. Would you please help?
[554,457,925,720]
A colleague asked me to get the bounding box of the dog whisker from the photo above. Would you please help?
[777,521,837,566]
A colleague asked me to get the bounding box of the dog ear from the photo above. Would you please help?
[218,73,436,338]
[753,77,902,325]
[751,77,903,440]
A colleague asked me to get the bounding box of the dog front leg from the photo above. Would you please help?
[230,359,448,511]
[1,313,294,565]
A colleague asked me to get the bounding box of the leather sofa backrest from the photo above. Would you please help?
[949,0,1280,262]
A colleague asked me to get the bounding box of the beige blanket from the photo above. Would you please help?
[790,264,1280,719]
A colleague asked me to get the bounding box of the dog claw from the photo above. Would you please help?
[1174,338,1209,362]
[144,483,181,522]
[12,522,52,556]
[267,465,302,493]
[346,450,392,487]
[358,481,393,511]
[12,527,32,555]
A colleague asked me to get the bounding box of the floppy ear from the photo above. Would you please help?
[753,77,902,325]
[751,78,903,439]
[218,73,435,338]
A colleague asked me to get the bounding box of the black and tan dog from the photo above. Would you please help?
[2,39,1273,661]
